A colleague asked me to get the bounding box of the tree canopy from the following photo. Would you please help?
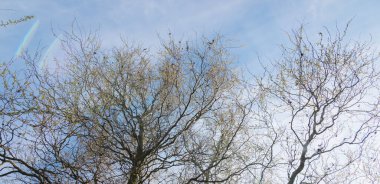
[0,23,379,183]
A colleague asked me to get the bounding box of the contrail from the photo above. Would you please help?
[0,9,16,11]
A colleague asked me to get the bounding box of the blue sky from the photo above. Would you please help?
[1,0,380,70]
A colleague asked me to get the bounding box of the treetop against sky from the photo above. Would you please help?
[1,0,380,70]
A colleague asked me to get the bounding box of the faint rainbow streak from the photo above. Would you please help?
[15,20,40,58]
[40,35,61,69]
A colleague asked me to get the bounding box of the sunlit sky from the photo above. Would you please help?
[1,0,380,70]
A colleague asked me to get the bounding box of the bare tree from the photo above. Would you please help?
[0,60,53,183]
[0,30,263,183]
[257,24,380,184]
[1,22,379,184]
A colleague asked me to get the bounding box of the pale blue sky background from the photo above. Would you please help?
[1,0,380,70]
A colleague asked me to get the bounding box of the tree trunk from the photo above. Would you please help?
[288,143,309,184]
[128,117,145,184]
[128,165,141,184]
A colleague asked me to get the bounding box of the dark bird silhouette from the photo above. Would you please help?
[317,148,322,153]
